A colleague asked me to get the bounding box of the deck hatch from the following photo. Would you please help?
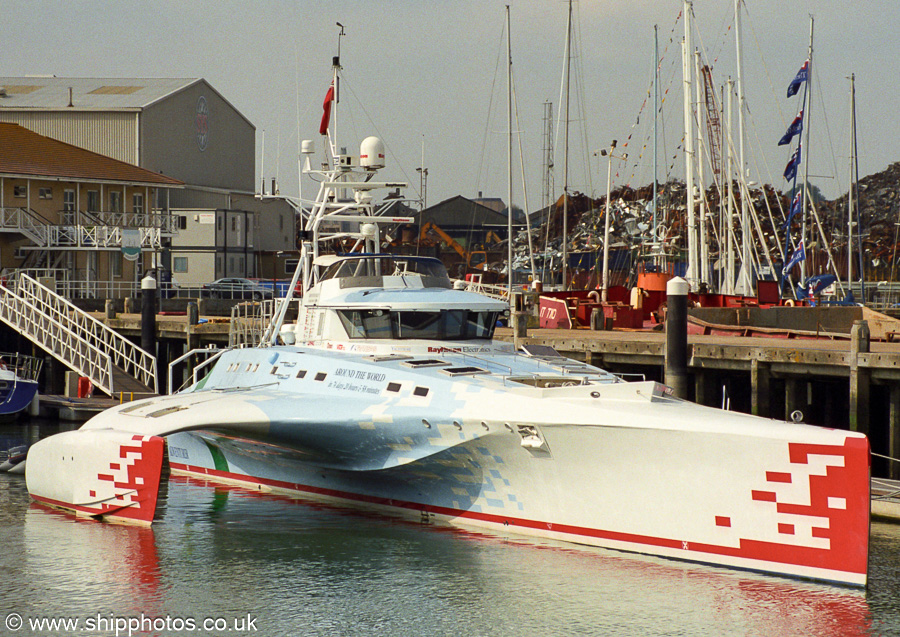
[387,382,402,392]
[369,354,412,363]
[314,372,327,381]
[440,366,489,377]
[402,359,449,369]
[413,386,430,397]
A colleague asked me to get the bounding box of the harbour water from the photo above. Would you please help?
[1,420,899,637]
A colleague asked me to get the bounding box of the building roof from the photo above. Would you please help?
[0,123,183,187]
[0,76,253,128]
[0,77,203,110]
[422,195,510,228]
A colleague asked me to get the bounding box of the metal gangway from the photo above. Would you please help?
[0,274,157,396]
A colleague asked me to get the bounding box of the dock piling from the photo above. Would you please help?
[665,277,689,399]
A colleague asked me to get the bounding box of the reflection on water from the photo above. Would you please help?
[3,469,899,637]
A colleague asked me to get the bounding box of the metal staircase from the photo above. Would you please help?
[0,274,157,396]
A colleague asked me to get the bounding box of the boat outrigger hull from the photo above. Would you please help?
[26,344,870,586]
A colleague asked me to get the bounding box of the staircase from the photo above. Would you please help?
[0,274,157,396]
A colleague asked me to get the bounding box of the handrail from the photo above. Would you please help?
[0,275,157,394]
[0,285,115,392]
[168,348,224,395]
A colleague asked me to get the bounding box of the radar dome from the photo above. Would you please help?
[359,137,385,169]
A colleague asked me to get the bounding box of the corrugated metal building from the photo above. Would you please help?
[0,77,294,285]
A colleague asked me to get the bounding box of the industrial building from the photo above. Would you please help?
[0,76,295,293]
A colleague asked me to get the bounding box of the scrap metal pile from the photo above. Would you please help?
[511,161,900,287]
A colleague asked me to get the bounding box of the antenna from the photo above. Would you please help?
[336,22,345,62]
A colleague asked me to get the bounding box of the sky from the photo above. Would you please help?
[4,0,898,211]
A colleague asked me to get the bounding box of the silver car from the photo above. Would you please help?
[203,278,273,300]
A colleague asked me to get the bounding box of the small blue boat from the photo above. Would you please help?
[0,352,41,419]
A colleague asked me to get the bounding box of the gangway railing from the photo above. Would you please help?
[0,274,157,395]
[229,300,274,347]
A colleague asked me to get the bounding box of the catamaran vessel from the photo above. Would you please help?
[25,52,870,587]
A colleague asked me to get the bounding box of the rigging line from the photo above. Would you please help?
[813,65,843,197]
[338,73,420,201]
[742,1,789,129]
[473,20,508,209]
[743,104,789,230]
[510,70,537,280]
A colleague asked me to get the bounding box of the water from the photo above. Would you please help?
[1,422,899,637]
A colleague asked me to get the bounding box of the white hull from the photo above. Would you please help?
[156,371,869,587]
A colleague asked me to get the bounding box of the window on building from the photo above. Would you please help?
[13,185,26,198]
[62,190,76,225]
[284,259,299,275]
[173,257,188,273]
[38,187,52,199]
[110,252,123,278]
[133,193,144,214]
[217,215,222,231]
[87,191,100,212]
[109,191,122,213]
[231,216,237,232]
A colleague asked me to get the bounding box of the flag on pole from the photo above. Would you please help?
[787,60,809,98]
[319,84,335,135]
[782,192,803,229]
[778,110,804,146]
[782,239,806,275]
[783,146,802,181]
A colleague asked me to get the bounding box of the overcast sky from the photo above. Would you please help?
[5,1,897,210]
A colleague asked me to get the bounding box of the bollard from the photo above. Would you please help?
[124,297,136,314]
[105,299,116,319]
[187,301,199,326]
[141,274,157,357]
[664,277,689,399]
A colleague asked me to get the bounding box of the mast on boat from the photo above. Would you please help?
[652,25,660,267]
[724,78,735,295]
[561,0,573,290]
[848,72,864,302]
[734,0,753,296]
[799,17,814,285]
[682,0,698,290]
[695,49,710,289]
[506,4,513,298]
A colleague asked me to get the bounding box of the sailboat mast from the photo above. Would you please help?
[735,0,752,295]
[682,0,697,288]
[653,25,659,264]
[799,17,814,284]
[725,78,735,295]
[562,0,572,290]
[695,49,709,288]
[506,5,513,297]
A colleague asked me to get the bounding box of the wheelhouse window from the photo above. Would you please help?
[321,256,452,288]
[337,309,498,341]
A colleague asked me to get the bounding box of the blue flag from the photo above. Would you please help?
[782,192,802,229]
[787,60,809,98]
[778,110,804,146]
[782,240,805,275]
[783,146,801,181]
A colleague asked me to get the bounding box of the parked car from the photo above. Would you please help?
[203,278,273,300]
